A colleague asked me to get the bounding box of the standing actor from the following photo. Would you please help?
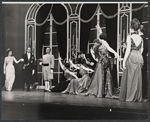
[20,47,35,91]
[40,47,54,92]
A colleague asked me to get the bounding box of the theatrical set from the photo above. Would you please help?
[2,2,148,120]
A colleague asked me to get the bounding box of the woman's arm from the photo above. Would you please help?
[90,48,98,62]
[13,57,20,64]
[83,54,94,66]
[69,59,80,70]
[58,57,65,71]
[123,36,131,69]
[3,58,6,75]
[80,65,94,73]
[103,40,119,58]
[66,70,78,79]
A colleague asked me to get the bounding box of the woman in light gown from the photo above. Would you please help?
[50,57,78,92]
[61,59,94,95]
[3,48,21,91]
[119,18,144,102]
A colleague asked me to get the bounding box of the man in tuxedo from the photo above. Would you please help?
[20,47,35,91]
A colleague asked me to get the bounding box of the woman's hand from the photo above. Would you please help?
[50,69,53,74]
[89,69,94,73]
[69,59,73,64]
[123,61,126,70]
[114,53,120,59]
[20,58,24,62]
[90,62,94,66]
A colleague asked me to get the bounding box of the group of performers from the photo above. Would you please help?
[3,18,148,102]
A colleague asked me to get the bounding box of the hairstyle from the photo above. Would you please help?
[64,62,70,69]
[77,51,84,57]
[46,47,51,50]
[100,33,107,40]
[93,39,100,44]
[6,48,12,55]
[26,46,31,50]
[62,58,70,69]
[94,44,101,59]
[131,18,140,31]
[140,24,145,33]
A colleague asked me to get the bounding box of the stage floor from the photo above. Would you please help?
[2,89,148,120]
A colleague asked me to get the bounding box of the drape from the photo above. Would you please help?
[80,4,98,53]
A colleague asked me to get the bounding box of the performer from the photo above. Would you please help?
[20,47,35,91]
[40,47,54,92]
[138,25,148,99]
[30,49,37,89]
[81,38,119,98]
[3,48,21,91]
[50,56,78,92]
[61,60,94,95]
[119,18,143,102]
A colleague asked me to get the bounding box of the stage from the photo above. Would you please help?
[2,89,148,120]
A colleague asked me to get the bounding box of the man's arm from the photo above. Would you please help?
[50,55,55,73]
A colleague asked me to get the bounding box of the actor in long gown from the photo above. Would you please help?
[51,59,78,92]
[3,49,20,91]
[62,63,94,95]
[119,18,143,102]
[50,58,78,92]
[82,42,113,98]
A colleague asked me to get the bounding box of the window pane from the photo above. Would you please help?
[52,46,58,58]
[89,30,97,43]
[52,21,57,32]
[99,15,106,27]
[44,34,50,45]
[91,16,97,28]
[45,21,50,32]
[52,33,58,45]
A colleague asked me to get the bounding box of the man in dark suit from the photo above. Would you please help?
[20,47,35,91]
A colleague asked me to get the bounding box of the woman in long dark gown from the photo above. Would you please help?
[50,57,78,92]
[119,18,143,102]
[80,25,120,98]
[81,39,119,98]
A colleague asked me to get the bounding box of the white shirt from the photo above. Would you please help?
[27,53,31,60]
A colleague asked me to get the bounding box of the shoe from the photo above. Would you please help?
[47,90,51,92]
[43,90,47,92]
[61,91,68,94]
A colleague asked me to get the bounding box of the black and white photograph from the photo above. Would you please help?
[1,1,148,120]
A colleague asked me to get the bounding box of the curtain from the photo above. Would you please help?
[80,4,98,53]
[52,4,67,59]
